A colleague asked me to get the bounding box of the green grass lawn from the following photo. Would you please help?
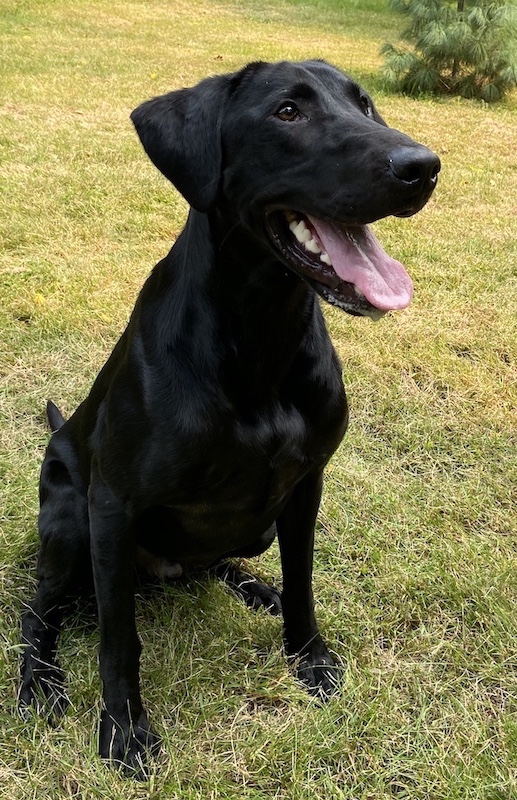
[1,0,516,797]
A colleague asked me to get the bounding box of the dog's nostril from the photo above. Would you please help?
[398,162,422,184]
[389,146,441,190]
[430,161,440,185]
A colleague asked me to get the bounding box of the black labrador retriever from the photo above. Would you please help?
[19,60,439,774]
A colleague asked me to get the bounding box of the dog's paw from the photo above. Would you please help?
[290,639,340,699]
[237,577,282,615]
[18,662,69,723]
[99,708,160,780]
[215,563,282,615]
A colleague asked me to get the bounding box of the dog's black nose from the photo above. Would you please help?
[389,145,441,192]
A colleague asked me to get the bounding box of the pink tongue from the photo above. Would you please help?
[307,217,413,311]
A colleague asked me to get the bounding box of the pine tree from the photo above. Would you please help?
[381,0,517,102]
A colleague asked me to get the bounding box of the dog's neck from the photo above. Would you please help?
[140,208,327,400]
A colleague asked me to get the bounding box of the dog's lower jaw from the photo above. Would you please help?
[314,282,386,321]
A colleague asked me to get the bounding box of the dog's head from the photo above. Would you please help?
[131,60,440,320]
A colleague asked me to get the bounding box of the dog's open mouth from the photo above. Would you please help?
[267,212,414,320]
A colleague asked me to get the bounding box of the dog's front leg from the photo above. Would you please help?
[89,465,159,777]
[277,470,339,698]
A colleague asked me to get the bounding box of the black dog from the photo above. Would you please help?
[19,60,439,774]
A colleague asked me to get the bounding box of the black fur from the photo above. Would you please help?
[19,60,439,777]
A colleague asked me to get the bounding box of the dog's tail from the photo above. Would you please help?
[46,400,66,432]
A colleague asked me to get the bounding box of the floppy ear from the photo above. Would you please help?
[130,73,233,213]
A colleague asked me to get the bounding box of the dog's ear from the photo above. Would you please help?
[131,74,233,213]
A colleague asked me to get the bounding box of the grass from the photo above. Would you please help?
[0,0,516,797]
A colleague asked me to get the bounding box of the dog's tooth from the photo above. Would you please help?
[292,220,309,242]
[289,218,322,249]
[290,220,308,242]
[354,285,366,299]
[304,238,321,254]
[286,211,297,223]
[320,253,332,265]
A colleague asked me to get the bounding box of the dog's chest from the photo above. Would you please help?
[144,394,338,512]
[192,406,309,501]
[129,364,347,561]
[234,403,311,497]
[136,401,327,561]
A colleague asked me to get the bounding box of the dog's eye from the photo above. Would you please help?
[359,94,373,118]
[275,103,300,122]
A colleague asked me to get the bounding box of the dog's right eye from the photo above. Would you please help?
[275,103,300,122]
[359,94,373,118]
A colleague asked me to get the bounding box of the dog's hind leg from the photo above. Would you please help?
[213,561,282,615]
[212,524,282,614]
[19,453,90,721]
